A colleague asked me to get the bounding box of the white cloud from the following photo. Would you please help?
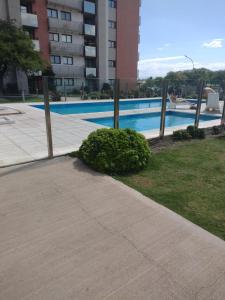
[203,39,224,48]
[139,56,184,64]
[138,56,225,78]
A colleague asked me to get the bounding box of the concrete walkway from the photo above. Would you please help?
[1,157,225,299]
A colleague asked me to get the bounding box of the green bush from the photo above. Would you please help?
[49,90,61,102]
[88,92,101,99]
[173,130,192,140]
[187,125,197,138]
[79,128,151,174]
[212,126,222,135]
[187,126,205,139]
[100,93,111,99]
[197,128,205,139]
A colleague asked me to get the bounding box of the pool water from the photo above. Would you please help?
[86,111,220,132]
[32,99,167,114]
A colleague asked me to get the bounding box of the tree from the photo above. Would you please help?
[101,82,112,93]
[141,68,225,99]
[0,20,44,93]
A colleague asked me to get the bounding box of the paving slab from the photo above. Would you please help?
[0,101,222,166]
[1,157,225,299]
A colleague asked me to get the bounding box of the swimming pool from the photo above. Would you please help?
[86,111,220,132]
[32,99,168,114]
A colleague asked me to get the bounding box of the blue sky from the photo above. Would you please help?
[139,0,225,78]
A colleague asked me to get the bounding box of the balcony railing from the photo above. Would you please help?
[86,67,96,77]
[47,0,83,11]
[84,24,96,36]
[85,46,96,57]
[21,12,38,28]
[50,41,83,56]
[84,1,96,14]
[32,40,40,51]
[52,65,85,77]
[48,18,83,34]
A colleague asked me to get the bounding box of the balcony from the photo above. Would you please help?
[21,12,38,28]
[108,67,116,79]
[32,40,40,51]
[85,46,96,57]
[48,0,83,11]
[108,48,116,60]
[50,41,83,56]
[86,67,96,77]
[84,1,96,14]
[48,18,83,35]
[52,65,84,77]
[84,24,96,36]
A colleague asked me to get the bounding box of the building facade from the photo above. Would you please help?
[0,0,140,93]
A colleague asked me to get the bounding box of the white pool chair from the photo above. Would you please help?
[205,93,220,112]
[168,95,191,109]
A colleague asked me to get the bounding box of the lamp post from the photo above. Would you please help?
[184,55,195,70]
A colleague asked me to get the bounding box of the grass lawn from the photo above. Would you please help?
[116,137,225,240]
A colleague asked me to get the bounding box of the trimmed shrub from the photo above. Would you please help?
[187,125,205,139]
[173,130,192,140]
[100,93,111,99]
[187,125,197,138]
[197,128,205,139]
[212,126,222,135]
[88,92,101,99]
[79,128,151,174]
[49,91,61,102]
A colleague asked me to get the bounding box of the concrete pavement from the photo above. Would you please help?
[1,157,225,299]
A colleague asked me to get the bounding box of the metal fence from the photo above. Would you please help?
[0,76,225,167]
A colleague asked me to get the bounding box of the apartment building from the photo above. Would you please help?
[0,0,140,92]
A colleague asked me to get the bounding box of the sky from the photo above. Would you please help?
[138,0,225,78]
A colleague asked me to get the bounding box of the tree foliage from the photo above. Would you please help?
[140,68,225,99]
[0,20,44,90]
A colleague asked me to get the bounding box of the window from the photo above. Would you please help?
[49,32,59,42]
[108,40,116,48]
[20,5,28,13]
[109,0,116,8]
[108,20,116,29]
[61,34,72,43]
[64,78,74,86]
[108,60,116,67]
[84,1,96,14]
[61,11,71,21]
[84,24,96,36]
[109,79,115,87]
[62,56,73,65]
[86,58,96,68]
[86,68,96,77]
[50,55,61,64]
[48,8,58,18]
[55,78,62,86]
[85,46,96,57]
[24,30,35,39]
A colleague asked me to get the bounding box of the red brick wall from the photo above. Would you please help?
[116,0,140,88]
[32,0,50,63]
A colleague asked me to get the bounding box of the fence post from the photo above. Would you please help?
[63,78,67,102]
[221,98,225,125]
[22,90,25,102]
[159,80,168,138]
[114,79,120,129]
[43,77,53,159]
[195,80,205,128]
